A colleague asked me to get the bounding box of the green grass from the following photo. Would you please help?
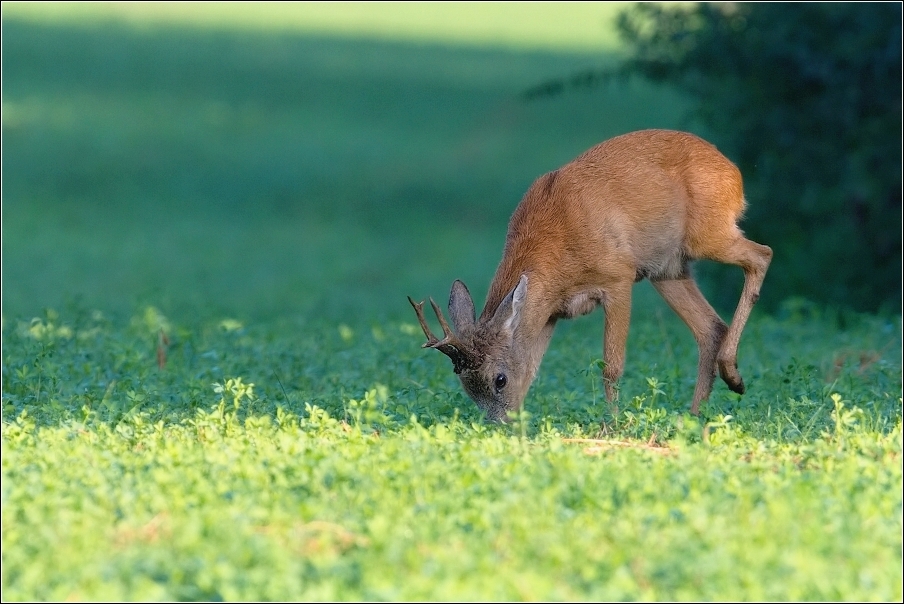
[2,307,901,600]
[1,1,627,52]
[2,6,902,601]
[1,10,684,322]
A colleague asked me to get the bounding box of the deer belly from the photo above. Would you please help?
[560,290,605,318]
[636,247,688,281]
[631,226,688,281]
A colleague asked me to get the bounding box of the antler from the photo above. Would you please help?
[407,296,479,374]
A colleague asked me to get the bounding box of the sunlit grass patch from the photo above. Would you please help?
[2,1,625,53]
[3,366,901,600]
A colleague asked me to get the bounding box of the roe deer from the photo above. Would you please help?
[408,129,771,422]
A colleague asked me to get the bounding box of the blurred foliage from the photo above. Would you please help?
[1,17,688,324]
[616,2,902,313]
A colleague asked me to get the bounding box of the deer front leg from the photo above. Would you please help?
[601,283,632,414]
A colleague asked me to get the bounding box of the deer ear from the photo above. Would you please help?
[490,274,528,338]
[448,280,476,335]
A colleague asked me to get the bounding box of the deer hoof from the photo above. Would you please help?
[718,360,746,394]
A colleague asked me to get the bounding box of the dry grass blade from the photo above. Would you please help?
[562,437,673,456]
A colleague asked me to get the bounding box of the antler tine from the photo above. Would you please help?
[429,297,456,340]
[407,296,440,347]
[408,294,478,374]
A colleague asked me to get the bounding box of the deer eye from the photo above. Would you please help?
[494,373,507,390]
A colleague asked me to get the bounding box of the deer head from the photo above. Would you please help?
[408,276,535,422]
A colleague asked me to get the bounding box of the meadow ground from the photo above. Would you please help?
[2,4,901,600]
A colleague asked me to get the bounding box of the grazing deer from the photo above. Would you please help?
[409,129,771,422]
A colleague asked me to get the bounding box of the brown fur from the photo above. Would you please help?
[411,129,772,421]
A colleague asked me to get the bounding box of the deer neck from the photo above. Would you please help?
[483,265,560,386]
[518,316,557,389]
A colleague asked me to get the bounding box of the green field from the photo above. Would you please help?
[2,4,902,600]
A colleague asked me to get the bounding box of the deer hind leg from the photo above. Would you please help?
[707,235,773,394]
[652,277,728,415]
[601,283,633,414]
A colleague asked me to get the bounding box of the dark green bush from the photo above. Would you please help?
[616,2,901,313]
